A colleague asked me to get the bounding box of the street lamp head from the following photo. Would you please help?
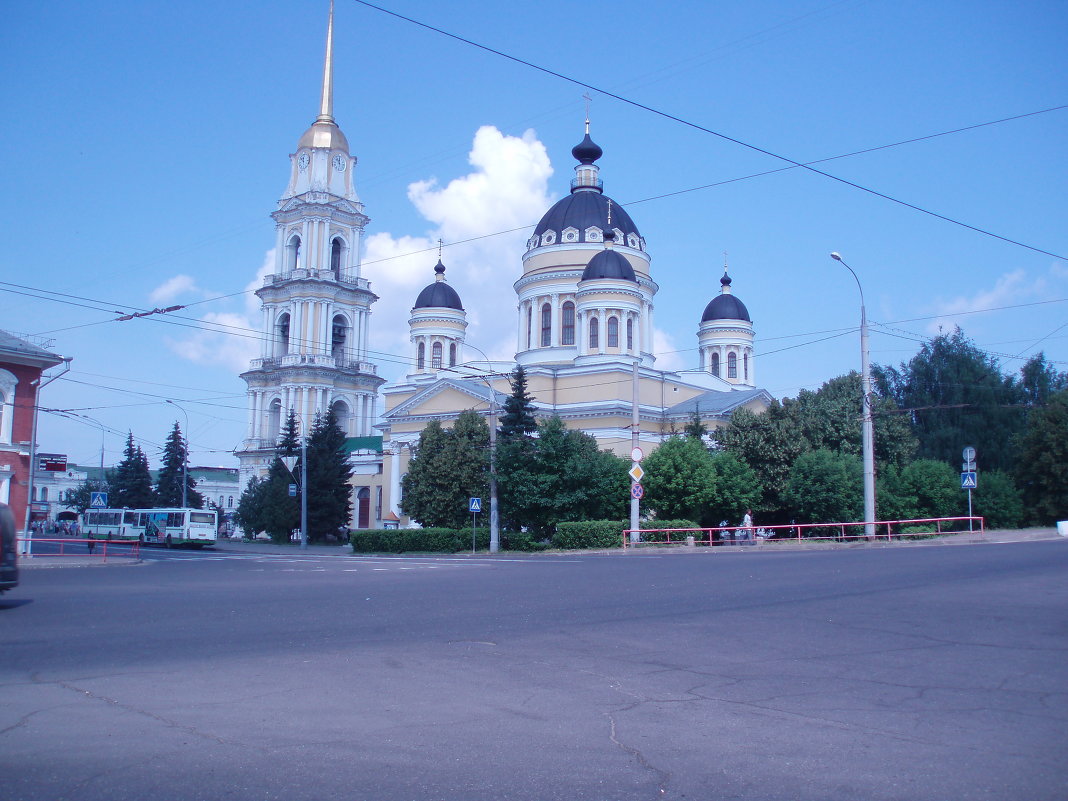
[830,252,842,261]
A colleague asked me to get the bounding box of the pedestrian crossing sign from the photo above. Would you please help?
[961,472,977,489]
[469,497,482,513]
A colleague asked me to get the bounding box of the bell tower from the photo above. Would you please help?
[236,0,384,484]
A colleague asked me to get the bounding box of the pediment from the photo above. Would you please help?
[384,378,500,420]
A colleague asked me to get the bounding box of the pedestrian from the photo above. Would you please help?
[86,530,95,555]
[741,509,754,545]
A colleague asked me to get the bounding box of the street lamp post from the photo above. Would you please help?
[458,344,500,554]
[830,252,875,539]
[165,399,189,509]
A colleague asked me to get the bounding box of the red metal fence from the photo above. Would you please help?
[17,537,141,563]
[623,516,985,548]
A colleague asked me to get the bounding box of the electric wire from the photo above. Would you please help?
[348,0,1067,261]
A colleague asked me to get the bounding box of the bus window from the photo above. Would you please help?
[190,512,215,525]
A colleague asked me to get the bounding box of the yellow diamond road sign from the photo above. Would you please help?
[629,464,645,483]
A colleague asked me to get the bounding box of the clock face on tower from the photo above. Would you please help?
[297,152,309,172]
[332,154,346,172]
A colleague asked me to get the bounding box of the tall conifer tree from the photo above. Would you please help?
[155,422,203,508]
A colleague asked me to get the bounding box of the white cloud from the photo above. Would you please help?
[652,328,685,372]
[164,250,273,372]
[363,126,555,377]
[150,274,200,304]
[925,267,1057,335]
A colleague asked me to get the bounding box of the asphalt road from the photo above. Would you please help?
[3,540,1066,800]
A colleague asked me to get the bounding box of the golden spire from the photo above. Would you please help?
[316,0,336,124]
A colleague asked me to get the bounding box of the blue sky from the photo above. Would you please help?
[3,0,1065,470]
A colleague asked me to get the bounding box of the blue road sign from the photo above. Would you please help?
[630,483,644,500]
[288,483,297,497]
[469,497,482,513]
[961,471,977,490]
[90,491,108,508]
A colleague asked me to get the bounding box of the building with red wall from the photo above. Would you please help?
[0,331,64,533]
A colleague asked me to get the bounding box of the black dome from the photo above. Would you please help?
[701,294,750,322]
[413,261,464,310]
[571,133,603,164]
[532,192,641,243]
[580,249,637,283]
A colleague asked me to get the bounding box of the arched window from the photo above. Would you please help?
[728,352,737,379]
[41,487,48,502]
[744,353,749,381]
[626,318,633,351]
[331,399,351,436]
[219,496,224,508]
[286,235,301,271]
[432,342,443,369]
[267,399,282,443]
[541,304,552,346]
[607,316,619,348]
[561,302,575,346]
[331,314,347,360]
[417,342,425,370]
[589,317,599,350]
[710,352,720,377]
[526,306,532,349]
[276,313,291,356]
[449,343,457,367]
[228,496,234,508]
[330,238,343,278]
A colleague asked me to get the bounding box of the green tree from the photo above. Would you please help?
[233,476,268,538]
[873,327,1025,471]
[303,408,353,542]
[401,411,490,529]
[278,409,301,455]
[498,365,538,438]
[155,422,203,508]
[715,401,805,518]
[707,451,762,527]
[642,436,718,523]
[1019,352,1068,407]
[62,477,110,515]
[971,470,1024,529]
[108,432,155,509]
[898,459,961,520]
[783,449,863,525]
[683,408,708,440]
[498,416,628,539]
[1014,389,1068,524]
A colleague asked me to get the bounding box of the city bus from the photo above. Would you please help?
[80,508,218,548]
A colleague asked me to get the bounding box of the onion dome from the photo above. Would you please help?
[572,133,603,164]
[701,270,750,322]
[528,124,642,250]
[413,260,464,310]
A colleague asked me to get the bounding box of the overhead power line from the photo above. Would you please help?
[349,0,1067,261]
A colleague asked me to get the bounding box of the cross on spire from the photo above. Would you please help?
[583,92,593,133]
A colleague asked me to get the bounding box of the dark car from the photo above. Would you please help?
[0,502,18,594]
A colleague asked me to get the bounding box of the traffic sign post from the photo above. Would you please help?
[469,498,482,553]
[962,446,977,531]
[90,492,108,509]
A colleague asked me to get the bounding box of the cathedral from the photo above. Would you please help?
[237,5,772,529]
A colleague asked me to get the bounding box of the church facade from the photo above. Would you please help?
[236,5,772,530]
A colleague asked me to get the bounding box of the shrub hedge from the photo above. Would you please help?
[350,527,490,554]
[554,520,624,549]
